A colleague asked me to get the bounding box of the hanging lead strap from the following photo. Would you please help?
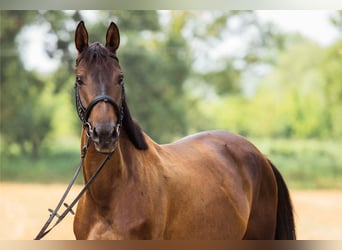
[34,137,104,240]
[33,157,84,240]
[34,143,114,239]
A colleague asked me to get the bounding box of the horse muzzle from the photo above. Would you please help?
[85,122,120,153]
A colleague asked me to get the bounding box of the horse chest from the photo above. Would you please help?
[87,219,118,240]
[80,208,153,240]
[74,188,158,240]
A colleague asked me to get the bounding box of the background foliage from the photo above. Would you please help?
[1,10,341,188]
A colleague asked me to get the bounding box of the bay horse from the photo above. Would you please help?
[73,21,296,240]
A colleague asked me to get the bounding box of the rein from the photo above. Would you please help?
[34,137,113,240]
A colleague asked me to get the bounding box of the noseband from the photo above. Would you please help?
[74,82,125,138]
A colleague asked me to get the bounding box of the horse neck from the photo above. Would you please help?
[80,129,153,204]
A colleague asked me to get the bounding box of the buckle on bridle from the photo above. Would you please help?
[83,122,93,138]
[115,123,120,137]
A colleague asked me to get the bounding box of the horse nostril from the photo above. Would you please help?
[90,126,100,143]
[92,127,99,138]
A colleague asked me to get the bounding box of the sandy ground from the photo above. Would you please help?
[0,183,341,240]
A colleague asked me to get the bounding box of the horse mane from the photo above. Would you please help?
[122,98,148,150]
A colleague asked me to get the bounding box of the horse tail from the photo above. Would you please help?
[268,160,296,239]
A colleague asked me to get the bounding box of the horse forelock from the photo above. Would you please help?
[76,42,118,66]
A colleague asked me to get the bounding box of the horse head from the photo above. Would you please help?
[74,21,123,153]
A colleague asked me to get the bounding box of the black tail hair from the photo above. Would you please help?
[269,160,296,240]
[122,99,148,150]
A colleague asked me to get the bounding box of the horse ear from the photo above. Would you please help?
[75,21,89,53]
[105,22,120,53]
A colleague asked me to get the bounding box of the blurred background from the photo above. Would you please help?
[0,10,341,239]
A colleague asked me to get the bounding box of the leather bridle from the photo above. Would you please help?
[74,78,125,139]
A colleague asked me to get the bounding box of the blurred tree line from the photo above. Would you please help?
[1,10,341,158]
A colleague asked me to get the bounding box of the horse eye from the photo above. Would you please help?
[119,75,124,85]
[76,76,84,85]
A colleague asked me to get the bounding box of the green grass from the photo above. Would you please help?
[1,136,82,184]
[1,137,342,189]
